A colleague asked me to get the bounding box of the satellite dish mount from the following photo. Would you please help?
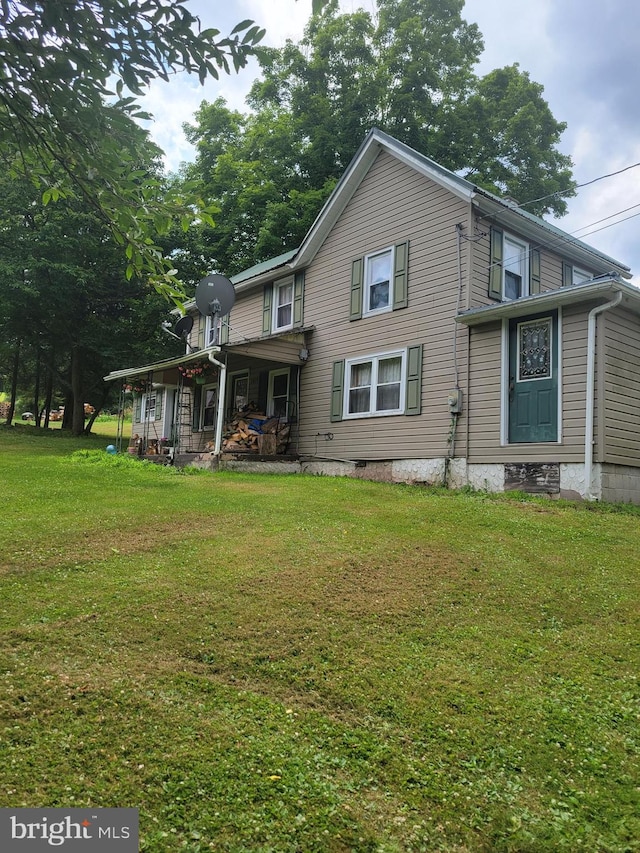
[194,274,236,346]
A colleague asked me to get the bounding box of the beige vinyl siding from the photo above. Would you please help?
[187,290,265,350]
[600,309,640,467]
[470,218,566,308]
[298,149,470,461]
[226,290,264,344]
[467,306,590,463]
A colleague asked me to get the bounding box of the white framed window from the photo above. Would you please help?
[503,235,529,300]
[229,372,249,413]
[344,350,406,418]
[142,391,157,421]
[267,368,290,419]
[272,277,294,331]
[363,247,393,315]
[572,267,592,284]
[205,314,223,346]
[200,385,217,430]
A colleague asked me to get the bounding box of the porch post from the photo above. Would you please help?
[207,350,227,456]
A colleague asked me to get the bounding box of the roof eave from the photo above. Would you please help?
[472,191,632,279]
[456,278,640,327]
[293,128,474,269]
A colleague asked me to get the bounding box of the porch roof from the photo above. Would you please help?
[103,348,222,383]
[456,276,640,327]
[104,327,315,383]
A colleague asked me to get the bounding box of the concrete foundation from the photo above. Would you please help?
[178,452,640,505]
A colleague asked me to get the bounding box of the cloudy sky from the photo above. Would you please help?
[142,0,640,280]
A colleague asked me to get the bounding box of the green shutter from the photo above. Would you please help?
[262,284,273,335]
[330,360,345,422]
[562,262,573,287]
[489,227,503,300]
[293,271,305,327]
[219,316,229,344]
[134,395,141,422]
[349,258,363,321]
[197,318,205,350]
[155,389,163,421]
[392,240,409,310]
[529,248,541,295]
[405,344,423,416]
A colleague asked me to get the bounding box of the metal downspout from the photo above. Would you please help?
[207,350,227,456]
[584,291,622,500]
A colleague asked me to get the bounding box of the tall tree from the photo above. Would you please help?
[0,0,267,301]
[183,0,575,276]
[0,142,182,434]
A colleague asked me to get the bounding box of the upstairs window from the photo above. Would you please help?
[205,315,222,346]
[503,235,529,300]
[262,273,305,336]
[350,241,409,321]
[364,248,393,314]
[273,278,294,331]
[563,263,592,286]
[489,228,539,301]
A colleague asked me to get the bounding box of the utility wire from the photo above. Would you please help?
[518,160,640,210]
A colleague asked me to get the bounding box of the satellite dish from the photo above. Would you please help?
[195,274,236,318]
[174,315,194,340]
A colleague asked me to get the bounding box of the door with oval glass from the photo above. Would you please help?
[508,312,558,443]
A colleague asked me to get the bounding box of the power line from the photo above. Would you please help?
[518,160,640,210]
[573,208,640,241]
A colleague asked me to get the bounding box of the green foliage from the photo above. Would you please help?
[0,428,638,851]
[0,152,183,433]
[0,1,267,300]
[181,0,575,275]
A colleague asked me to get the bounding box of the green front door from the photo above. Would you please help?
[508,312,558,443]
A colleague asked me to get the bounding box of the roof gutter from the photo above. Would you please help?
[103,348,221,383]
[584,291,622,500]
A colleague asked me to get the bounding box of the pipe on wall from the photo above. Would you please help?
[207,350,227,456]
[584,291,622,500]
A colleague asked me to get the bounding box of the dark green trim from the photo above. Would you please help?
[529,248,541,295]
[262,284,273,335]
[293,272,305,327]
[330,360,345,421]
[392,241,409,310]
[349,258,363,321]
[405,344,423,415]
[489,227,503,300]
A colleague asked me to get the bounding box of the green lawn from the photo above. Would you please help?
[0,426,638,852]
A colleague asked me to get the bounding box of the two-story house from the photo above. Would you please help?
[106,129,640,503]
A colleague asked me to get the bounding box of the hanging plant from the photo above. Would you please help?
[123,380,149,394]
[178,361,211,380]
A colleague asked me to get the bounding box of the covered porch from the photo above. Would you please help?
[103,329,312,463]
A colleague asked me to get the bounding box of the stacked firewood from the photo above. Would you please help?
[221,408,290,455]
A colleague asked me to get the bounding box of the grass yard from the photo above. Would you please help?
[0,426,638,852]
